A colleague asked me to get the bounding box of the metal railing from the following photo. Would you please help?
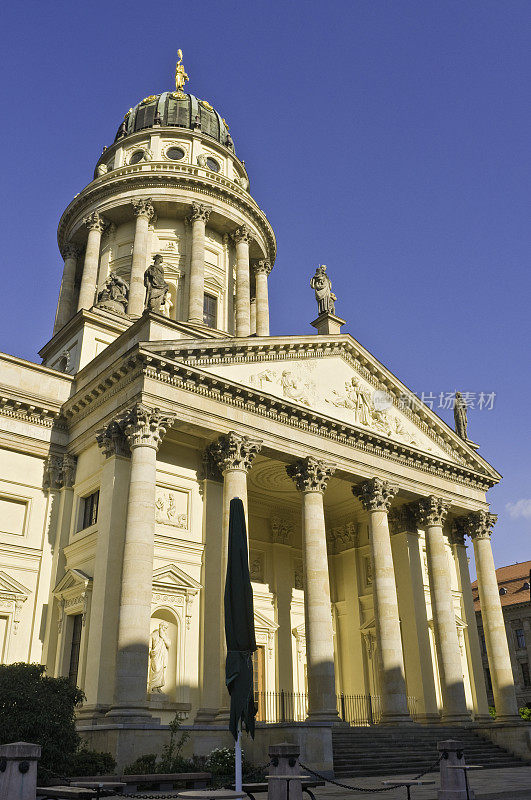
[254,691,419,725]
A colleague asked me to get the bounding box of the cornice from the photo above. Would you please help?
[62,345,497,491]
[57,165,276,264]
[0,392,66,430]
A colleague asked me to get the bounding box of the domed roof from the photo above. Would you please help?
[114,93,234,152]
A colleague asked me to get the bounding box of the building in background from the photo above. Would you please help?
[473,560,531,710]
[0,55,525,770]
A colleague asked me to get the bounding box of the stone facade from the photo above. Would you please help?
[0,59,524,770]
[472,560,531,710]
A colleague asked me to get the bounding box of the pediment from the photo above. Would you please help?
[143,336,500,481]
[254,608,278,632]
[152,564,202,595]
[53,568,91,596]
[0,571,30,598]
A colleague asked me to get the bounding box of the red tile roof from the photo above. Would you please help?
[471,560,531,611]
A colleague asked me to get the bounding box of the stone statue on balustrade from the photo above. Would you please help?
[148,621,171,693]
[454,391,468,440]
[144,254,170,314]
[310,264,336,315]
[96,271,129,314]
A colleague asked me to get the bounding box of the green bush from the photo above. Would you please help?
[68,745,116,776]
[123,753,158,775]
[519,706,531,721]
[0,663,83,781]
[489,706,496,719]
[124,715,194,775]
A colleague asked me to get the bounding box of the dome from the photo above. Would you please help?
[114,91,235,152]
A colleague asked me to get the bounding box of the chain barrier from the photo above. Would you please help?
[298,752,444,794]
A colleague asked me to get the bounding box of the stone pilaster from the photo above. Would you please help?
[353,478,411,722]
[106,403,175,720]
[468,510,520,720]
[287,457,339,721]
[253,259,271,336]
[78,212,106,311]
[187,202,212,323]
[54,244,81,334]
[128,199,155,317]
[415,496,470,721]
[232,225,251,337]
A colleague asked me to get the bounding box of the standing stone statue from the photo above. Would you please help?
[96,271,129,314]
[310,264,337,315]
[144,254,170,313]
[148,622,171,693]
[454,391,468,440]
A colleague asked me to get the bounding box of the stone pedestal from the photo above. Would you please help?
[268,742,303,800]
[437,739,475,800]
[0,741,41,800]
[310,312,345,335]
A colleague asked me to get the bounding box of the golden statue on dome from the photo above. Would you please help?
[174,49,189,98]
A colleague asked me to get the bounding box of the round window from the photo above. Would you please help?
[129,150,145,165]
[166,146,185,161]
[206,157,220,173]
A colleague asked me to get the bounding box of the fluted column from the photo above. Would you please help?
[54,244,80,333]
[106,403,175,720]
[232,225,251,337]
[287,456,339,721]
[187,202,212,323]
[128,199,155,317]
[468,511,519,720]
[253,260,271,336]
[449,521,490,721]
[204,432,262,721]
[78,212,106,311]
[415,496,470,721]
[353,479,411,722]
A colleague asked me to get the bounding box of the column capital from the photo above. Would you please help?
[43,454,64,491]
[414,495,451,527]
[232,224,251,245]
[467,509,498,540]
[353,477,399,512]
[388,503,417,534]
[449,517,468,547]
[188,201,212,224]
[121,403,175,450]
[62,453,77,488]
[131,198,155,220]
[83,210,106,232]
[286,456,336,493]
[61,243,81,260]
[208,431,262,474]
[201,442,224,482]
[96,419,131,459]
[252,259,272,276]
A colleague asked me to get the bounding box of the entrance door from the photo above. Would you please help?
[252,645,266,720]
[68,614,83,685]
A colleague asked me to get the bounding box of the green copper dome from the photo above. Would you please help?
[114,92,234,152]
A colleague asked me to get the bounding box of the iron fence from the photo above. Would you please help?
[254,691,419,725]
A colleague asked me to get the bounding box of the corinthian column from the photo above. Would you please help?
[203,432,262,721]
[54,244,81,333]
[415,496,470,721]
[353,478,411,722]
[232,225,251,337]
[287,456,339,721]
[187,202,212,323]
[253,260,271,336]
[78,212,106,311]
[106,403,175,721]
[468,511,519,720]
[128,199,155,317]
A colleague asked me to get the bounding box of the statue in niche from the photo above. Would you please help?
[96,271,129,314]
[310,264,336,315]
[160,290,173,318]
[454,391,468,440]
[148,621,171,693]
[144,254,170,313]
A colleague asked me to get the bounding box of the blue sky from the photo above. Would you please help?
[0,1,529,576]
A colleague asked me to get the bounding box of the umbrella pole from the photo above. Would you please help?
[235,723,242,792]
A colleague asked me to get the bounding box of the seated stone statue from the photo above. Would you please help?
[96,271,129,314]
[144,254,170,314]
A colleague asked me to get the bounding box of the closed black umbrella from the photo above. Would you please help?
[224,497,257,741]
